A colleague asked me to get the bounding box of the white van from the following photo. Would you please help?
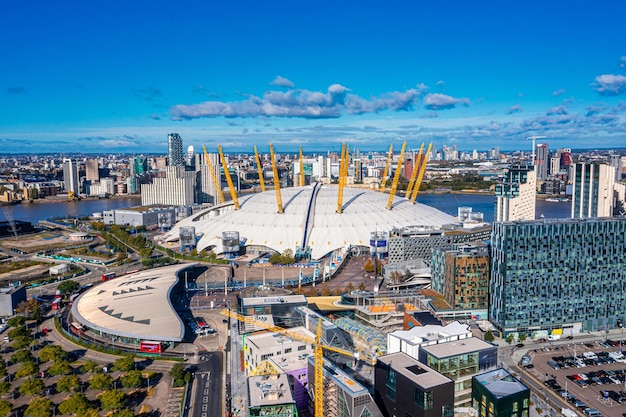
[548,334,561,341]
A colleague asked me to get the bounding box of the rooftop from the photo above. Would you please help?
[388,321,472,346]
[378,352,452,389]
[474,368,529,398]
[248,374,295,407]
[421,337,495,358]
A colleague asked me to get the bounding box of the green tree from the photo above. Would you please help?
[12,334,34,350]
[16,360,39,378]
[56,374,81,393]
[0,381,10,395]
[8,325,30,341]
[0,399,11,416]
[12,349,34,363]
[90,221,105,231]
[76,409,100,417]
[19,377,45,396]
[0,362,5,378]
[484,330,495,342]
[519,333,527,342]
[57,279,80,296]
[59,392,90,415]
[29,188,39,200]
[121,370,142,389]
[99,389,126,411]
[38,345,66,363]
[7,316,26,328]
[110,409,134,417]
[81,360,101,374]
[112,355,135,372]
[505,334,514,344]
[170,363,186,381]
[89,373,113,391]
[48,360,72,376]
[16,298,42,322]
[24,397,53,417]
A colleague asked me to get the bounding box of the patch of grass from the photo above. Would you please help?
[0,260,46,274]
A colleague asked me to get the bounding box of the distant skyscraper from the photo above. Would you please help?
[167,133,184,167]
[494,165,536,222]
[132,157,147,176]
[62,158,80,195]
[185,145,195,168]
[610,154,623,182]
[535,143,549,180]
[571,162,615,218]
[85,159,99,182]
[141,166,196,206]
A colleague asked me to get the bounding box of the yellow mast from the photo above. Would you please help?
[380,144,393,191]
[405,143,425,198]
[299,147,305,187]
[254,145,265,192]
[336,143,346,213]
[217,145,240,210]
[202,145,225,204]
[386,141,406,210]
[270,143,284,213]
[410,142,433,204]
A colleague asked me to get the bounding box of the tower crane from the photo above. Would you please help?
[525,136,547,166]
[222,309,374,417]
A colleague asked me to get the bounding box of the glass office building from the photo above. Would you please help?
[490,217,626,336]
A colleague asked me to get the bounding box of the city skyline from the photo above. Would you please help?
[2,1,626,154]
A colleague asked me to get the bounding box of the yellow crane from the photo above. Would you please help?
[405,143,425,198]
[202,145,225,204]
[269,143,284,213]
[299,146,305,187]
[380,144,393,191]
[410,142,432,204]
[217,145,240,210]
[254,145,266,192]
[386,141,406,210]
[222,309,368,417]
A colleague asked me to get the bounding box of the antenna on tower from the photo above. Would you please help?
[525,136,547,165]
[2,207,18,239]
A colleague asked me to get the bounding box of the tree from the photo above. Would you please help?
[81,360,101,374]
[357,282,366,291]
[56,374,81,393]
[121,370,143,389]
[320,285,332,296]
[16,360,39,378]
[484,330,495,342]
[12,349,34,364]
[24,397,54,417]
[0,362,5,378]
[29,188,39,200]
[59,393,90,415]
[8,325,30,341]
[0,399,11,417]
[110,409,134,417]
[0,381,10,395]
[170,363,186,381]
[519,333,527,342]
[16,298,42,322]
[112,355,135,372]
[19,377,45,396]
[344,282,355,293]
[7,316,26,328]
[89,373,113,391]
[76,409,100,417]
[364,259,374,273]
[38,345,66,363]
[12,334,34,350]
[505,334,514,344]
[57,280,80,296]
[99,389,126,411]
[48,360,72,376]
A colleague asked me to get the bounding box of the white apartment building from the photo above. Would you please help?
[494,165,536,222]
[571,162,616,218]
[386,321,472,359]
[141,166,195,206]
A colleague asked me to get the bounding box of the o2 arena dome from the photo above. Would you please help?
[165,183,457,261]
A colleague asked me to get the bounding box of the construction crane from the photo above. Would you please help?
[525,136,547,166]
[405,143,425,198]
[269,143,284,213]
[254,145,266,192]
[386,141,406,210]
[380,144,393,191]
[299,147,305,187]
[217,145,240,210]
[410,142,433,204]
[202,145,225,204]
[222,309,370,417]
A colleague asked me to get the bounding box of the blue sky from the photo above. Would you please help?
[2,1,626,154]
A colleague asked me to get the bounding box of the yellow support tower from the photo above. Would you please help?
[217,145,240,210]
[386,141,406,210]
[336,143,346,213]
[202,145,225,204]
[254,145,265,192]
[405,143,424,198]
[299,147,305,187]
[410,142,433,204]
[380,144,393,191]
[270,143,284,214]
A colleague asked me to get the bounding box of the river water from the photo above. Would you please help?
[1,193,572,225]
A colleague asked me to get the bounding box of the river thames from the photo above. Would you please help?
[1,193,572,225]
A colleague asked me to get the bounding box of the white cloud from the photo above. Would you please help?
[423,93,470,110]
[270,76,295,88]
[593,74,626,96]
[506,104,523,114]
[546,106,568,116]
[552,88,566,96]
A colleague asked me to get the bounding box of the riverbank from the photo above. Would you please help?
[21,194,142,205]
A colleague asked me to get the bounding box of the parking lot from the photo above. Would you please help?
[523,339,626,417]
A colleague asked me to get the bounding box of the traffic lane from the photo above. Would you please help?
[190,352,223,417]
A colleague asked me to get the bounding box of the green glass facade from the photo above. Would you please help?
[490,218,626,335]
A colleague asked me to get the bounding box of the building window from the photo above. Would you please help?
[284,348,292,354]
[386,369,396,401]
[414,389,433,410]
[442,404,454,417]
[298,345,307,351]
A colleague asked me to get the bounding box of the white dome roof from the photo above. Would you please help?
[166,184,457,260]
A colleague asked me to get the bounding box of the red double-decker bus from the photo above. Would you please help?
[70,322,85,335]
[102,272,116,281]
[139,340,163,354]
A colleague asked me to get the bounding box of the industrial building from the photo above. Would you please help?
[0,286,27,317]
[471,369,529,417]
[102,206,181,228]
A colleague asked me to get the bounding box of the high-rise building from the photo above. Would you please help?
[131,157,147,176]
[141,166,196,206]
[571,162,616,218]
[535,143,549,180]
[185,145,195,168]
[610,154,623,182]
[198,151,221,204]
[489,217,626,336]
[85,159,100,182]
[62,158,80,195]
[167,133,184,167]
[494,166,536,222]
[430,243,490,310]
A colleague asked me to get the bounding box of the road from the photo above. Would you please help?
[188,352,224,417]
